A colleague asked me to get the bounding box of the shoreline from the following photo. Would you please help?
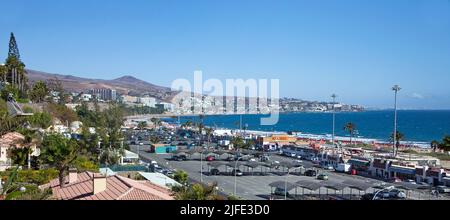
[209,127,432,149]
[127,112,446,147]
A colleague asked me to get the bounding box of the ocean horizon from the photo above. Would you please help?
[168,110,450,144]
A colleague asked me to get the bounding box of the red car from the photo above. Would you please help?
[206,156,215,161]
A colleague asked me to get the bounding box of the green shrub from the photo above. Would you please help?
[22,105,34,113]
[72,156,99,172]
[5,184,52,200]
[1,169,59,186]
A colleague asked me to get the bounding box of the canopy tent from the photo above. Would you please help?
[342,180,374,191]
[295,180,323,191]
[207,161,227,168]
[269,181,296,191]
[323,183,349,191]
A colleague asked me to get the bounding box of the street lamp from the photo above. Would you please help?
[331,94,337,148]
[200,149,208,183]
[372,185,395,200]
[392,85,401,157]
[138,142,143,158]
[285,166,303,200]
[234,155,250,196]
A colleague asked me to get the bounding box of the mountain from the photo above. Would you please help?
[26,69,178,102]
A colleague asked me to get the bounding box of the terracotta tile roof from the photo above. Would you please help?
[41,171,174,200]
[0,132,24,147]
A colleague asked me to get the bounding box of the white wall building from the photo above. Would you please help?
[138,97,156,107]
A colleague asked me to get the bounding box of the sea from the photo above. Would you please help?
[167,110,450,147]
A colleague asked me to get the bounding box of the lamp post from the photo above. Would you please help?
[234,155,249,196]
[285,166,303,200]
[138,142,143,159]
[200,149,208,183]
[392,85,401,157]
[331,94,337,149]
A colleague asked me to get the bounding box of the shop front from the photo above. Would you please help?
[389,165,416,180]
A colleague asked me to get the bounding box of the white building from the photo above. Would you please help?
[80,94,92,101]
[138,97,156,107]
[157,102,175,112]
[0,132,40,171]
[121,95,139,104]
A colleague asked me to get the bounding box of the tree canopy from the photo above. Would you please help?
[39,134,80,188]
[29,81,49,103]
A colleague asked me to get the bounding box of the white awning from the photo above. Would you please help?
[123,150,139,159]
[138,172,181,188]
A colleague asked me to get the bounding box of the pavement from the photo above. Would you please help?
[129,145,448,200]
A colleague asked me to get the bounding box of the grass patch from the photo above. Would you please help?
[423,152,450,161]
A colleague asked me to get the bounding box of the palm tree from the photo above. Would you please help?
[137,121,147,131]
[5,56,27,93]
[149,135,160,145]
[343,122,356,145]
[173,182,222,200]
[204,127,214,149]
[390,131,404,155]
[150,117,161,130]
[431,140,439,152]
[231,136,244,151]
[438,135,450,152]
[182,120,193,129]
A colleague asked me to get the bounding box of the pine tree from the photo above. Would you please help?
[8,33,21,60]
[4,33,27,93]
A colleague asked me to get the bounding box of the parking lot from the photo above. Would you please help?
[129,145,448,200]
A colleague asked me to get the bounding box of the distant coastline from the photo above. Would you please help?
[158,110,450,144]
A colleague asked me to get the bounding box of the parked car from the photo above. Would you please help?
[361,193,375,200]
[259,155,270,162]
[404,179,416,184]
[173,155,187,161]
[154,167,163,173]
[210,168,220,175]
[163,169,174,176]
[232,169,244,176]
[389,189,406,199]
[311,157,320,164]
[274,187,289,196]
[317,174,329,180]
[305,170,317,177]
[294,160,302,164]
[206,156,215,161]
[389,177,402,183]
[227,157,235,161]
[289,153,296,157]
[322,164,334,171]
[437,185,450,193]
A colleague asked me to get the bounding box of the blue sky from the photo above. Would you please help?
[1,0,449,109]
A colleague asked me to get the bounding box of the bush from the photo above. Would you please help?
[22,106,34,113]
[72,156,99,172]
[5,184,52,200]
[0,169,59,186]
[29,112,52,129]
